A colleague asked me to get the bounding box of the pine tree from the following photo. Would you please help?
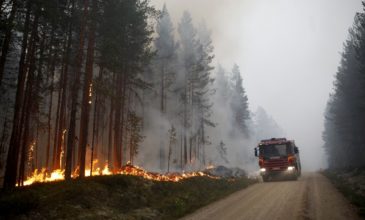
[177,11,197,166]
[254,107,284,141]
[323,8,365,168]
[230,64,250,138]
[153,4,178,170]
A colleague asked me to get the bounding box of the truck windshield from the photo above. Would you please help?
[259,144,291,157]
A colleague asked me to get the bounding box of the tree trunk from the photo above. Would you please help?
[18,12,38,186]
[201,119,206,165]
[0,116,9,163]
[3,0,32,189]
[91,66,103,174]
[108,87,114,169]
[0,0,17,86]
[159,66,165,170]
[79,0,96,177]
[113,73,122,171]
[43,26,55,171]
[183,85,188,166]
[65,0,88,180]
[33,31,46,169]
[58,0,73,178]
[48,57,56,169]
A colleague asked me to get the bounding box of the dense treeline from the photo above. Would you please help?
[0,0,158,188]
[0,0,264,189]
[323,3,365,168]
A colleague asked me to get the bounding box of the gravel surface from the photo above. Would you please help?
[181,172,360,220]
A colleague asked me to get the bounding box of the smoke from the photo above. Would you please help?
[149,0,363,171]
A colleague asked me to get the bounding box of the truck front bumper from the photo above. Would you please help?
[260,166,296,176]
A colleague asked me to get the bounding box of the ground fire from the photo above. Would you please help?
[19,161,214,186]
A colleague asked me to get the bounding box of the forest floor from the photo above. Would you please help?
[0,174,256,219]
[323,168,365,217]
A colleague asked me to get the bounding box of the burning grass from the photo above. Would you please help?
[18,162,215,186]
[0,172,256,219]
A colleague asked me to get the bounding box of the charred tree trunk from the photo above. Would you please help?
[159,67,165,170]
[0,115,9,162]
[33,31,45,169]
[113,73,122,171]
[18,12,38,186]
[44,27,55,171]
[183,86,188,166]
[201,120,206,165]
[108,87,114,169]
[120,74,127,166]
[91,66,103,174]
[65,0,88,180]
[180,133,183,170]
[3,0,32,189]
[48,55,57,169]
[79,0,96,177]
[58,0,73,178]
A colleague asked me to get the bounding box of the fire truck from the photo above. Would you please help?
[254,138,301,182]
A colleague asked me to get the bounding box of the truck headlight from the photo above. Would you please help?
[260,168,266,172]
[287,166,295,171]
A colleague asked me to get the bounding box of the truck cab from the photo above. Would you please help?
[254,138,301,182]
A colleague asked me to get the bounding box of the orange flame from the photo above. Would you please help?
[18,161,217,187]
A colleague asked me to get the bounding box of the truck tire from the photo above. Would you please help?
[262,175,269,182]
[290,173,298,181]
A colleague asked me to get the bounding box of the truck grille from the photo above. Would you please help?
[263,158,289,171]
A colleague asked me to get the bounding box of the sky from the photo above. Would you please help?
[150,0,363,170]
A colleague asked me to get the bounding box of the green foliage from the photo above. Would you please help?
[99,0,155,72]
[230,64,250,138]
[323,7,365,168]
[126,111,144,162]
[323,169,365,217]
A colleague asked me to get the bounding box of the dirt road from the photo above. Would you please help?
[181,173,360,220]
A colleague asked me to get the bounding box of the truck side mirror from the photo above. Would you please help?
[294,147,299,154]
[254,148,258,157]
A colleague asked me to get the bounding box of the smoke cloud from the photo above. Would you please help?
[150,0,363,170]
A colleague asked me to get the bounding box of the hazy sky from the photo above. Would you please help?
[150,0,363,170]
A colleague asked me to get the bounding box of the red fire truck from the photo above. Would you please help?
[254,138,301,182]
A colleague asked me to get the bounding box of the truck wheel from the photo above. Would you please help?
[262,176,269,182]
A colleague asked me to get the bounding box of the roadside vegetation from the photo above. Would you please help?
[0,175,256,219]
[323,169,365,218]
[322,4,365,219]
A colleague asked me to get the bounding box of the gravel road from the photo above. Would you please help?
[181,172,360,220]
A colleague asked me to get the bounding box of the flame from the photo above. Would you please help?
[88,83,93,104]
[18,160,217,187]
[22,169,65,186]
[102,164,112,175]
[27,141,36,171]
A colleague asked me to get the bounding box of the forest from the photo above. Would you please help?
[0,0,284,189]
[323,4,365,169]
